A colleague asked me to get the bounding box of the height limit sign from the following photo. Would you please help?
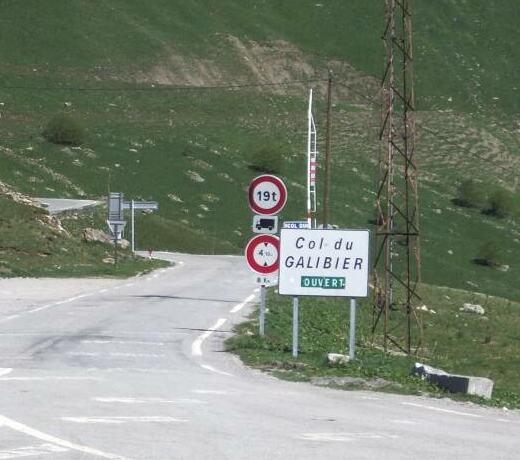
[245,234,280,274]
[248,174,287,216]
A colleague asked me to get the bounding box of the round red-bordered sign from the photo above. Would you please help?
[248,175,287,216]
[245,234,280,274]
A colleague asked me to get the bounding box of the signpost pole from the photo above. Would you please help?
[292,296,299,358]
[349,298,357,360]
[131,200,135,253]
[259,285,266,336]
[113,225,118,269]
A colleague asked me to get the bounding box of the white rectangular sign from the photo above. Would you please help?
[278,229,369,297]
[254,274,278,286]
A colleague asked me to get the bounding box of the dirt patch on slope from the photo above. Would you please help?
[133,35,378,105]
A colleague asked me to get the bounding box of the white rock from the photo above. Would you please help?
[327,353,350,365]
[460,303,485,315]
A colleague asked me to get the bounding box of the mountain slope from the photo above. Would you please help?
[0,0,519,301]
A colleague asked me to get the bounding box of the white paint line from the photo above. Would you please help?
[27,305,53,314]
[254,288,260,293]
[124,283,134,288]
[62,416,187,424]
[113,286,122,290]
[495,418,510,423]
[0,443,68,459]
[402,402,482,418]
[0,376,100,382]
[0,414,131,459]
[191,389,229,395]
[0,368,13,377]
[191,318,227,356]
[86,367,171,374]
[298,432,397,442]
[98,289,108,294]
[67,352,166,358]
[390,419,417,425]
[82,340,165,346]
[200,364,234,377]
[92,397,204,404]
[229,294,256,313]
[0,315,21,324]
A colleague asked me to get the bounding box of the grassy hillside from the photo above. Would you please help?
[0,0,519,304]
[0,191,167,277]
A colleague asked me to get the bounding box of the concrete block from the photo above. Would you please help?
[413,363,494,399]
[327,353,349,365]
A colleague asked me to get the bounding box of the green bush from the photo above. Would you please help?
[248,143,284,174]
[475,241,501,267]
[485,189,515,218]
[43,114,85,146]
[454,179,486,208]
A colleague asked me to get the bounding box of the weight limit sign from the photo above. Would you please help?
[248,174,287,216]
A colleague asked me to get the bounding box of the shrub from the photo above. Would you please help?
[454,179,485,208]
[248,143,284,174]
[43,114,85,146]
[485,189,515,218]
[474,241,501,267]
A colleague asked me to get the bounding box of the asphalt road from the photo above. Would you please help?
[0,253,518,459]
[34,198,101,214]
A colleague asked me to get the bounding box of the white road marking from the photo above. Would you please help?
[0,376,100,382]
[67,352,166,358]
[0,414,130,459]
[62,416,187,424]
[92,397,204,404]
[191,318,227,356]
[402,402,482,418]
[200,364,234,377]
[0,368,13,377]
[254,288,260,293]
[229,294,256,313]
[86,368,171,374]
[0,443,68,459]
[0,315,21,324]
[298,432,398,442]
[191,389,229,395]
[390,419,416,425]
[82,340,165,346]
[99,289,108,294]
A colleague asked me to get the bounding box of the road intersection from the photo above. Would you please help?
[0,253,518,459]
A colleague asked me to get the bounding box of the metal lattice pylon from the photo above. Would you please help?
[372,0,422,354]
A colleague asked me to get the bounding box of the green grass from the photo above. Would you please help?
[227,285,520,408]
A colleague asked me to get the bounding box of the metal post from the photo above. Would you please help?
[131,200,135,253]
[292,297,299,358]
[323,70,333,228]
[113,226,118,269]
[349,298,357,360]
[259,285,266,336]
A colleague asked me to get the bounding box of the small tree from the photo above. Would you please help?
[43,114,85,146]
[485,189,515,218]
[455,179,485,208]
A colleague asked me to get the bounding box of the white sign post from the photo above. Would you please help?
[279,228,370,358]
